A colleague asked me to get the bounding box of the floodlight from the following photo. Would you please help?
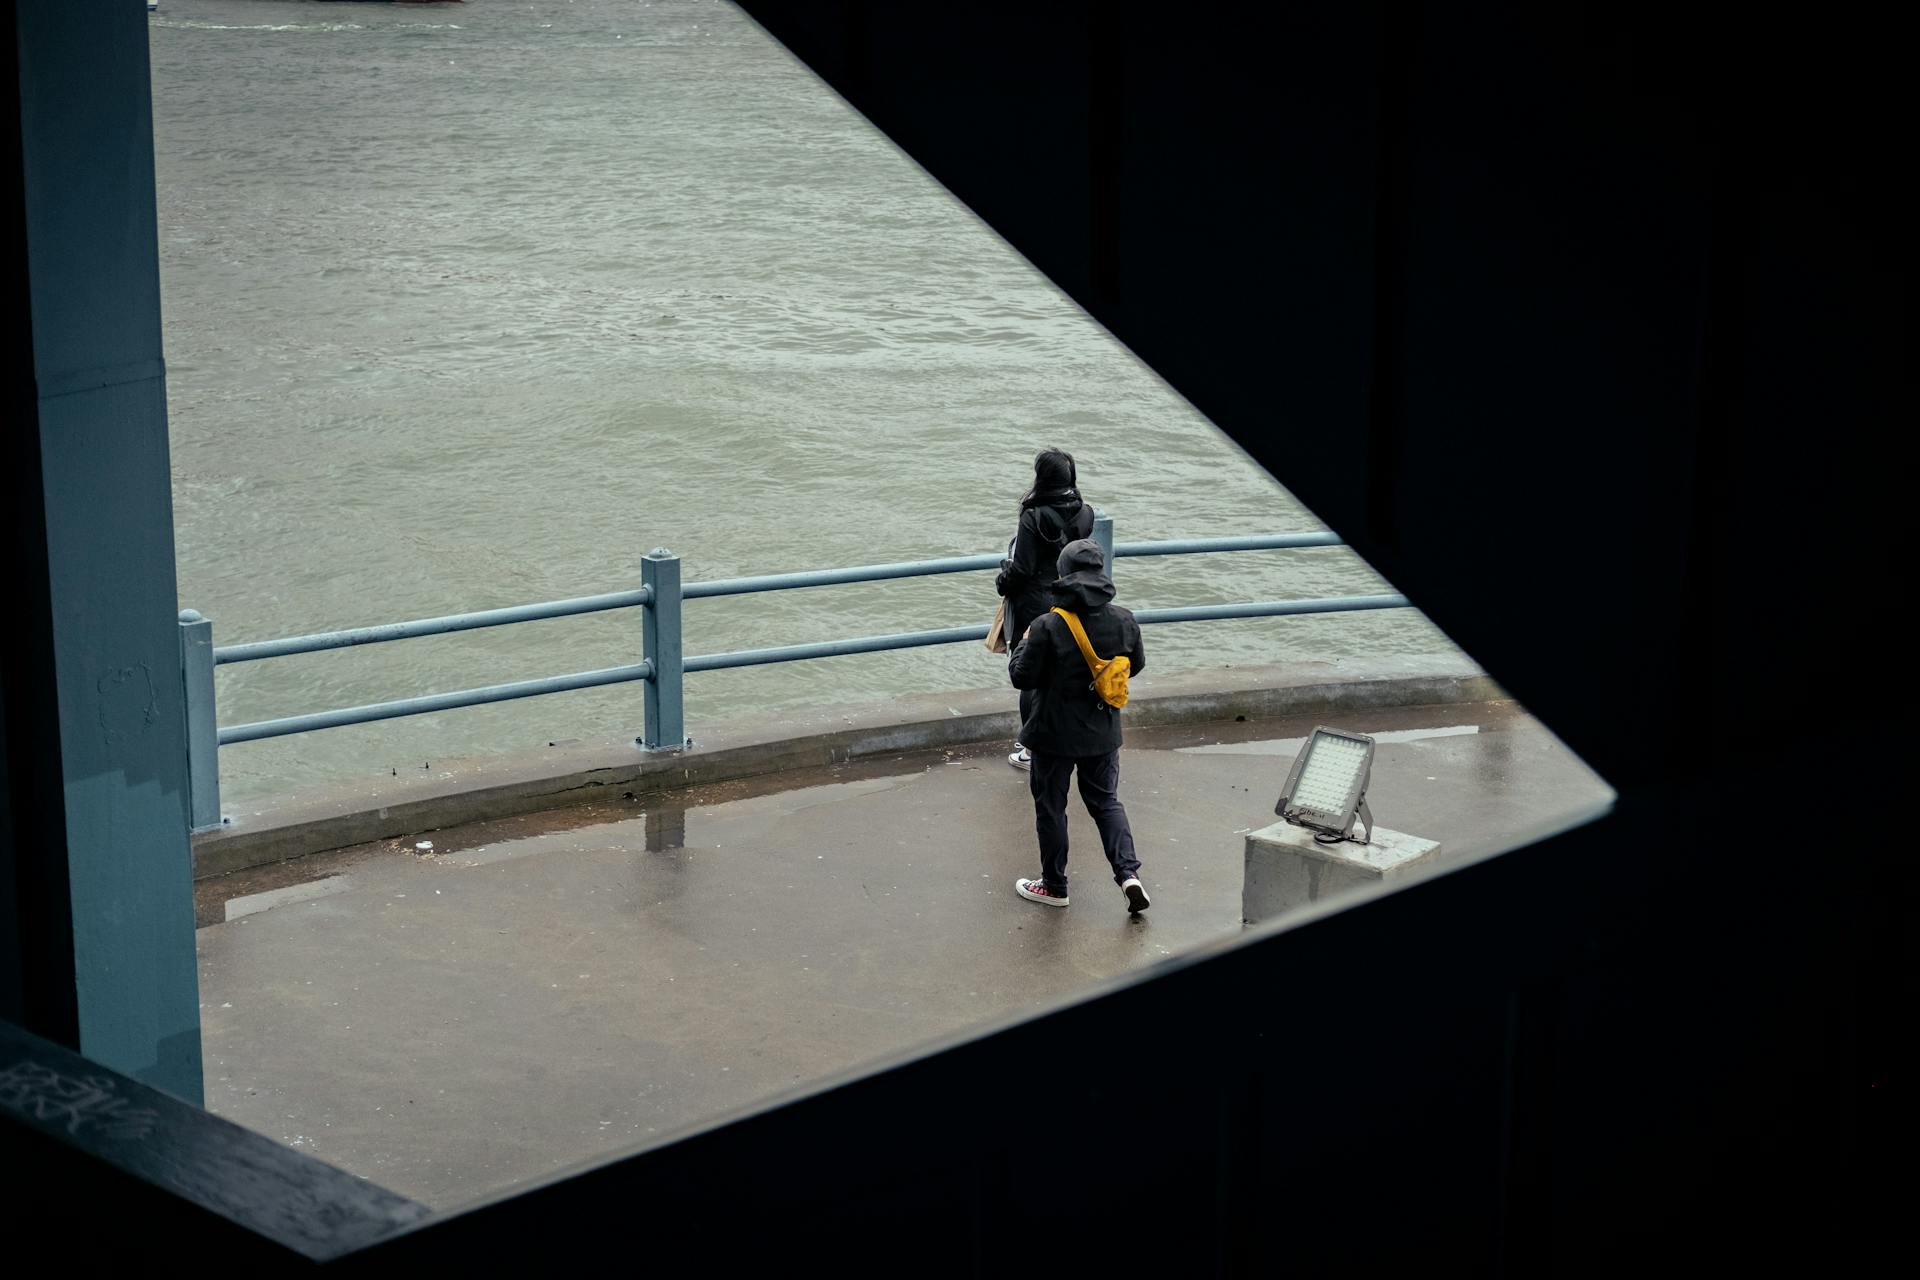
[1275,726,1376,844]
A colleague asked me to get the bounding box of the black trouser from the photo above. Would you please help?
[1028,748,1140,896]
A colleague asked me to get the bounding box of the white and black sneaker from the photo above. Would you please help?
[1015,877,1068,907]
[1121,878,1151,914]
[1008,745,1032,771]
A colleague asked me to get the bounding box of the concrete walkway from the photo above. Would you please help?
[195,700,1609,1209]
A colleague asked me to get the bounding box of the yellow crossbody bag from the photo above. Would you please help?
[1050,607,1130,709]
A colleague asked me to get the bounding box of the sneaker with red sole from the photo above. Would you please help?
[1121,878,1151,913]
[1015,877,1068,907]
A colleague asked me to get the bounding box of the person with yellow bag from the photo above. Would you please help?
[1007,538,1151,913]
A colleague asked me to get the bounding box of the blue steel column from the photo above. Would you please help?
[641,549,685,749]
[177,611,221,831]
[1092,509,1115,579]
[11,0,202,1100]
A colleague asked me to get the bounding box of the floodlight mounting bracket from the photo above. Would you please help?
[1317,795,1373,846]
[1279,794,1373,846]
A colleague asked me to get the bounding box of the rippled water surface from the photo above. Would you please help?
[151,0,1458,810]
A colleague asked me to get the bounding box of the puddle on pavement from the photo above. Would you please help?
[446,773,919,868]
[193,740,1007,926]
[1176,723,1482,756]
[1133,698,1520,754]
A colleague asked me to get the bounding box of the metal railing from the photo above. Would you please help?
[177,513,1408,830]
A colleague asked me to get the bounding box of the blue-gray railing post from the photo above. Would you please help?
[178,609,222,831]
[641,549,684,749]
[1092,508,1115,579]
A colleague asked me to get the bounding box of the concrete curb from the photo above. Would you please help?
[192,656,1499,880]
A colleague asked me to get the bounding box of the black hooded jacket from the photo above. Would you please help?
[1008,539,1146,757]
[995,495,1096,641]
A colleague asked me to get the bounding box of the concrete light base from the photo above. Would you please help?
[1242,818,1441,925]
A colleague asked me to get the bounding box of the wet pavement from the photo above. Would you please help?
[194,700,1611,1209]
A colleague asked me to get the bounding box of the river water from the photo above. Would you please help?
[150,0,1456,812]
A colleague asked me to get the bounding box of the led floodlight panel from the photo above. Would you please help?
[1276,727,1376,837]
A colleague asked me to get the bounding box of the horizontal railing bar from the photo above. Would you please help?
[214,588,656,666]
[684,594,1409,674]
[218,661,654,745]
[683,555,1004,599]
[679,534,1344,600]
[211,535,1348,665]
[686,625,991,672]
[1133,594,1408,624]
[1113,532,1345,556]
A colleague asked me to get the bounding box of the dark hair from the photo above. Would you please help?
[1019,448,1079,511]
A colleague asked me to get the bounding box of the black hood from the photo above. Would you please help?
[1052,538,1115,610]
[1031,494,1086,541]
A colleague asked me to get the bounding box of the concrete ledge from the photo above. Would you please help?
[1242,818,1443,925]
[192,656,1499,880]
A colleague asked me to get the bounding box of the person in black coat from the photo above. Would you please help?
[995,449,1095,769]
[1007,538,1151,913]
